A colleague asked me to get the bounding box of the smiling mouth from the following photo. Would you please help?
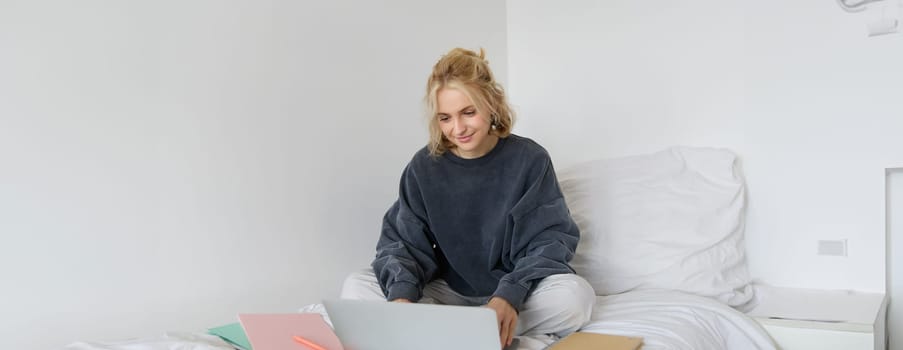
[456,134,473,142]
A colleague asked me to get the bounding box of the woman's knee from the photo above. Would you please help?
[517,274,595,336]
[533,274,595,333]
[339,268,386,300]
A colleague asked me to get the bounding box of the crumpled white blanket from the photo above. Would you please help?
[62,332,235,350]
[580,289,776,350]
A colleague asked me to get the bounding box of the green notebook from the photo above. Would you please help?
[208,322,252,350]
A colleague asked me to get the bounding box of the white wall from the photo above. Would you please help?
[889,170,903,350]
[507,0,903,292]
[0,1,506,348]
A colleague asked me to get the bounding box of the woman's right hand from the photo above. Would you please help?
[391,298,413,303]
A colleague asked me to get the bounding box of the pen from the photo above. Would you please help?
[292,335,328,350]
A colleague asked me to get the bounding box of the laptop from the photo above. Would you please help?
[323,299,516,350]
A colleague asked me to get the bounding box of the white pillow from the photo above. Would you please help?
[558,147,755,309]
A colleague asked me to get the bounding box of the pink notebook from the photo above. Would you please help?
[238,313,345,350]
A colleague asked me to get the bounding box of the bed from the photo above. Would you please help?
[64,292,773,350]
[63,147,777,350]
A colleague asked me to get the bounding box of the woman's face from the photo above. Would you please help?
[436,87,498,159]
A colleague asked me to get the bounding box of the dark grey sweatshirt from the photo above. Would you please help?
[371,134,579,310]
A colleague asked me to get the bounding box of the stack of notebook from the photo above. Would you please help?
[208,313,343,350]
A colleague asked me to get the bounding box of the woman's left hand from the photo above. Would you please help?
[486,296,517,348]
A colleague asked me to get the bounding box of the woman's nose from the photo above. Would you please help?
[453,118,466,134]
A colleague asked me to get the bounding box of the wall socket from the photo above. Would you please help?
[818,239,848,256]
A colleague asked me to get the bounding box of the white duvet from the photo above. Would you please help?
[580,289,775,350]
[63,290,775,350]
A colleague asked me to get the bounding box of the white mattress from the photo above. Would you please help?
[63,290,776,350]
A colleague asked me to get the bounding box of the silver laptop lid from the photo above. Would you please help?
[323,299,500,350]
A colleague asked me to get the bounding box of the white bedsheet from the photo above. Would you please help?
[581,289,775,350]
[63,290,775,350]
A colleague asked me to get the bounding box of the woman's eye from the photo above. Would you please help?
[463,111,475,116]
[438,116,449,122]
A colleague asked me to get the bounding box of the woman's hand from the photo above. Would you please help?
[486,297,517,348]
[391,298,413,303]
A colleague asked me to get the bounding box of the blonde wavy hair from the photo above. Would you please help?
[425,47,515,157]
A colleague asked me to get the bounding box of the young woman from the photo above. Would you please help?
[341,48,594,348]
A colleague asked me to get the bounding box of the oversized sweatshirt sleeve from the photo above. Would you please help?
[492,156,580,310]
[371,163,440,302]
